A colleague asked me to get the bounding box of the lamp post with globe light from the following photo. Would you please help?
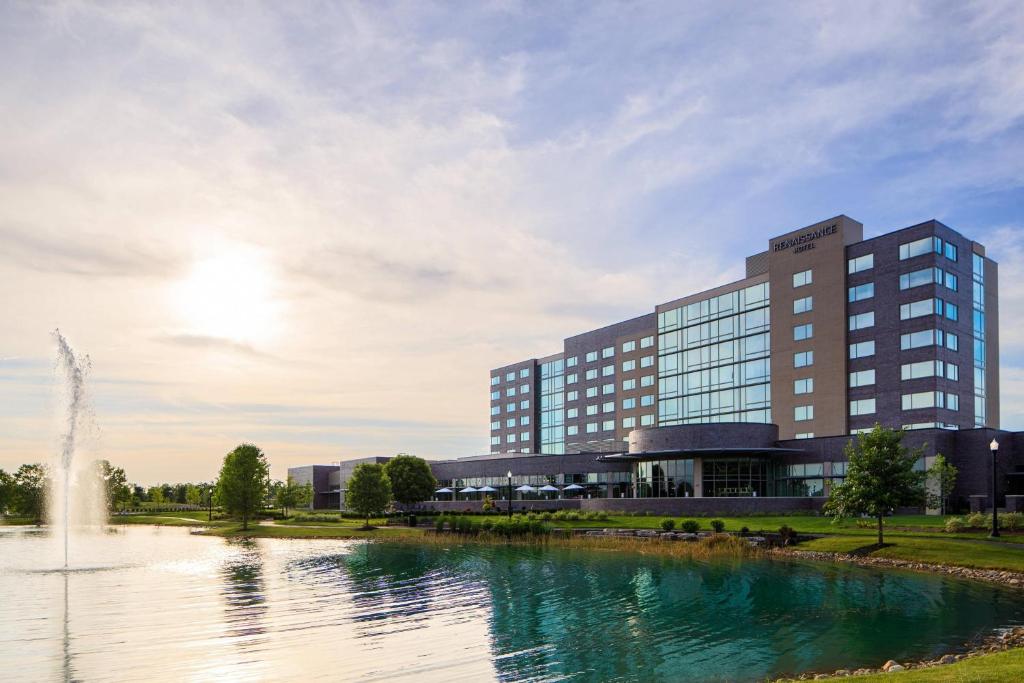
[507,470,513,520]
[990,439,1000,538]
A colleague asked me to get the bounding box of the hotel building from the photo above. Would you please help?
[294,216,1022,514]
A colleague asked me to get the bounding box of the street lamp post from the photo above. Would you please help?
[991,439,1000,538]
[507,470,513,520]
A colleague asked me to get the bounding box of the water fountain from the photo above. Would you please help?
[51,329,103,570]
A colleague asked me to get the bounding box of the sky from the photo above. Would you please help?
[1,1,1023,486]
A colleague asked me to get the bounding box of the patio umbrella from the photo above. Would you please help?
[459,486,479,494]
[478,485,497,493]
[435,487,454,494]
[515,485,536,492]
[539,484,559,492]
[563,484,584,491]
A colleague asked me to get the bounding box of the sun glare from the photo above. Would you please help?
[172,246,281,346]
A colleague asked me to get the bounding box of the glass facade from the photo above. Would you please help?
[636,459,694,497]
[702,457,771,497]
[775,463,825,497]
[540,358,565,454]
[972,253,986,427]
[657,282,771,425]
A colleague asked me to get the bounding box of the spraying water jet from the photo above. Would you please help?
[51,329,98,570]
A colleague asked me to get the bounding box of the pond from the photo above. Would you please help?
[1,525,1022,681]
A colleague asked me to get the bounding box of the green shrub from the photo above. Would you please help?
[595,511,608,521]
[944,517,965,533]
[740,526,750,535]
[680,519,700,533]
[540,512,553,521]
[660,519,676,532]
[710,519,725,533]
[966,512,987,528]
[778,525,797,546]
[1000,512,1024,531]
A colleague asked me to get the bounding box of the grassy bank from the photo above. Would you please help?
[782,648,1024,682]
[794,535,1024,573]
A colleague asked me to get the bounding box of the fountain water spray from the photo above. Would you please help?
[51,329,94,570]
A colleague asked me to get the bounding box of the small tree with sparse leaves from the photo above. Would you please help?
[823,425,926,545]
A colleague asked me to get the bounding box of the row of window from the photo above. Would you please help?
[900,266,958,292]
[490,432,533,445]
[566,336,655,367]
[564,394,657,419]
[900,297,958,322]
[491,383,531,400]
[658,283,769,332]
[491,367,530,385]
[565,415,655,435]
[787,360,958,398]
[568,357,655,381]
[491,399,531,415]
[900,235,958,262]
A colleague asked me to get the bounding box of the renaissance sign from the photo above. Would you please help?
[773,223,838,254]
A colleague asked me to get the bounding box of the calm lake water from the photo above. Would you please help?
[2,525,1023,682]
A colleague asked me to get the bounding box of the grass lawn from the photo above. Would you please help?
[0,516,36,525]
[114,512,229,527]
[548,513,1024,543]
[794,648,1024,682]
[795,535,1024,573]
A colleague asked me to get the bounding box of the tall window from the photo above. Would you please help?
[973,253,987,426]
[539,358,565,454]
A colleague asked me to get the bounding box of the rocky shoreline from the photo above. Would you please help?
[773,626,1024,680]
[776,547,1024,587]
[772,548,1024,679]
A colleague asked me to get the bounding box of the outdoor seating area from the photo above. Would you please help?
[434,483,592,502]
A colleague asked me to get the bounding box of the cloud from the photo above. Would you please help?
[0,1,1023,479]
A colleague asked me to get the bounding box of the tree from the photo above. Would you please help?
[216,443,270,530]
[185,484,202,507]
[148,486,165,504]
[94,460,131,513]
[383,454,437,508]
[0,469,14,515]
[13,463,49,524]
[275,476,314,517]
[927,454,958,516]
[823,425,927,545]
[345,463,391,529]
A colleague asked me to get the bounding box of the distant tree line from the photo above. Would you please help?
[2,447,441,531]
